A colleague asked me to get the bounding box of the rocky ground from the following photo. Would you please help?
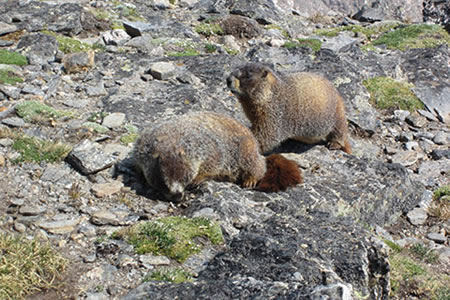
[0,0,449,299]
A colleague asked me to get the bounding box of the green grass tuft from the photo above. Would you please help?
[0,69,23,85]
[114,216,224,262]
[0,234,67,300]
[16,101,72,123]
[284,38,322,52]
[372,24,450,51]
[204,43,218,53]
[144,267,193,284]
[12,135,72,164]
[195,23,224,37]
[0,49,28,66]
[363,77,424,111]
[41,31,93,54]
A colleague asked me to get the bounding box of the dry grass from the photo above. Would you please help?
[0,234,67,299]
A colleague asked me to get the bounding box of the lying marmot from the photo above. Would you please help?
[133,112,302,202]
[227,63,352,154]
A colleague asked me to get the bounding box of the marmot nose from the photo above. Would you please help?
[226,76,233,87]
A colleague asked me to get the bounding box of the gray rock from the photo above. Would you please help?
[413,83,450,124]
[90,210,121,226]
[418,160,450,186]
[0,39,13,46]
[16,33,58,65]
[78,225,97,237]
[122,210,390,300]
[397,132,414,142]
[148,62,176,80]
[352,0,422,23]
[438,247,450,264]
[393,110,410,121]
[389,150,421,167]
[86,83,107,97]
[404,141,419,151]
[139,255,171,266]
[1,117,26,127]
[22,85,45,97]
[0,21,17,35]
[427,232,446,244]
[102,112,126,129]
[40,164,72,183]
[0,85,21,100]
[396,237,420,248]
[66,139,118,175]
[83,254,97,263]
[63,99,90,109]
[405,114,427,128]
[433,131,448,145]
[102,29,130,46]
[14,221,26,233]
[39,218,80,234]
[91,181,124,198]
[431,149,450,160]
[407,207,428,226]
[19,205,46,216]
[103,143,132,160]
[123,17,196,39]
[418,109,438,122]
[321,32,359,52]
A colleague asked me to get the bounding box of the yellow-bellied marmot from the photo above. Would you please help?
[227,63,352,154]
[134,111,302,202]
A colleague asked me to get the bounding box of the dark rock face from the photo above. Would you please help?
[122,211,389,300]
[423,0,450,32]
[16,33,58,65]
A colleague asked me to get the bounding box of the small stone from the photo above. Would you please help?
[19,205,47,216]
[393,110,410,121]
[417,109,438,122]
[2,117,26,127]
[384,146,398,155]
[426,232,446,244]
[438,248,450,264]
[404,141,419,151]
[91,210,120,225]
[0,85,21,99]
[9,198,24,206]
[78,225,97,237]
[433,131,448,145]
[91,181,124,198]
[389,151,420,167]
[103,144,132,160]
[0,138,13,147]
[83,254,97,263]
[66,140,118,175]
[139,254,171,265]
[407,207,427,226]
[14,221,26,233]
[406,114,427,128]
[102,112,126,129]
[431,149,450,160]
[415,131,434,140]
[148,62,176,80]
[39,218,80,234]
[396,237,420,248]
[397,132,414,142]
[102,29,130,46]
[86,82,108,97]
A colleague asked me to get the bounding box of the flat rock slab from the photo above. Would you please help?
[66,139,118,175]
[39,218,80,234]
[91,181,124,198]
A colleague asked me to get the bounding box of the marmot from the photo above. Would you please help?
[227,63,352,154]
[133,111,302,201]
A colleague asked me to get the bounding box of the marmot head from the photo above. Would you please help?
[227,63,278,103]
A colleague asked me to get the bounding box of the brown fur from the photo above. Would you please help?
[134,112,266,202]
[227,63,352,154]
[256,154,303,192]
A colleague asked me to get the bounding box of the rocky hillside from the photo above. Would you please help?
[0,0,449,299]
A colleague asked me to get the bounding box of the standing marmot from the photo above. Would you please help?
[227,63,352,154]
[133,111,302,201]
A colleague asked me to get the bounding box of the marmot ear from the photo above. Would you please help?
[261,70,269,78]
